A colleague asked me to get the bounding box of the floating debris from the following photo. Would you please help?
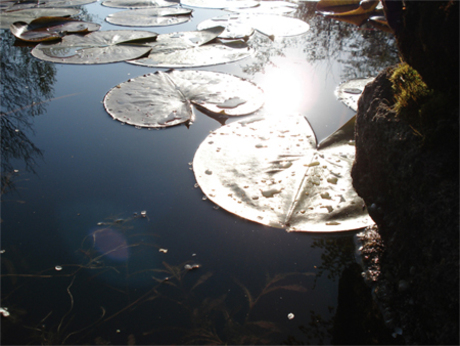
[159,248,168,253]
[55,265,63,271]
[184,263,201,271]
[287,313,295,320]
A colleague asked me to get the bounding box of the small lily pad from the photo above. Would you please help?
[0,8,81,29]
[180,0,259,9]
[103,70,264,128]
[101,0,177,8]
[10,16,101,42]
[193,114,373,232]
[197,14,309,39]
[226,0,298,15]
[31,30,158,64]
[105,7,192,27]
[335,77,375,111]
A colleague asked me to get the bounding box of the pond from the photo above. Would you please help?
[1,1,400,344]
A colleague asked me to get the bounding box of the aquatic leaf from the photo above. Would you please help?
[101,0,176,8]
[103,70,264,128]
[180,0,259,10]
[105,7,192,27]
[0,8,80,29]
[226,0,298,15]
[10,16,100,42]
[335,77,374,111]
[197,14,309,39]
[193,114,373,232]
[316,0,379,16]
[31,30,158,64]
[196,14,254,39]
[127,27,254,68]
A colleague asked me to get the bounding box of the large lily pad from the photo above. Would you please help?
[31,30,158,64]
[0,8,80,29]
[10,16,100,42]
[193,114,373,232]
[180,0,259,9]
[103,70,264,128]
[127,27,254,68]
[101,0,177,8]
[197,14,309,39]
[335,77,374,111]
[105,7,192,27]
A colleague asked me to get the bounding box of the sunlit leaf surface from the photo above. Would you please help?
[335,77,374,111]
[197,13,309,39]
[103,70,264,128]
[181,0,259,9]
[193,114,373,232]
[316,0,378,16]
[101,0,176,8]
[105,7,192,27]
[0,8,80,29]
[31,30,158,64]
[10,16,100,42]
[127,27,254,67]
[226,0,298,15]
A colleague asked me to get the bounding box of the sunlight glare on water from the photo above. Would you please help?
[257,58,320,116]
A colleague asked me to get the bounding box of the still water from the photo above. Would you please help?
[1,1,399,344]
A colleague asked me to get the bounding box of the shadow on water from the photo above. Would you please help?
[1,2,402,345]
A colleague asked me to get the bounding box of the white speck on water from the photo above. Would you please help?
[287,313,295,320]
[55,266,63,271]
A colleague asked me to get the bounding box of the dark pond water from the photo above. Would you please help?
[1,1,400,344]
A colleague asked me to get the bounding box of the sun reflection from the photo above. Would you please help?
[256,59,320,116]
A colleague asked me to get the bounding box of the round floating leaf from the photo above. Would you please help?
[0,8,80,29]
[105,7,192,27]
[180,0,259,9]
[101,0,177,8]
[196,14,254,39]
[103,70,264,128]
[193,114,373,232]
[31,30,158,64]
[198,14,309,38]
[127,27,254,68]
[10,16,101,42]
[335,77,374,111]
[226,0,298,15]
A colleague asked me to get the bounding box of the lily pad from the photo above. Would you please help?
[101,0,177,8]
[196,14,254,39]
[127,27,254,68]
[31,30,158,64]
[335,77,374,111]
[197,14,309,39]
[105,7,192,27]
[226,0,298,15]
[103,70,264,128]
[10,16,101,42]
[316,0,379,16]
[180,0,259,9]
[193,114,373,232]
[0,8,80,29]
